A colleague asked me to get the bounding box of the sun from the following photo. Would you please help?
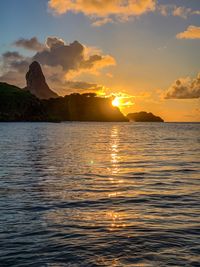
[111,94,134,108]
[112,97,121,107]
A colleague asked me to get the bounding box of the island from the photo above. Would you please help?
[127,112,164,122]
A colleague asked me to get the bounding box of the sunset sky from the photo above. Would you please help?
[0,0,200,121]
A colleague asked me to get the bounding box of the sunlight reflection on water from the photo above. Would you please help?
[0,122,200,266]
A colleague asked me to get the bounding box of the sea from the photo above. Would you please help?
[0,122,199,267]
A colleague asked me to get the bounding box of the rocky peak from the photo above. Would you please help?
[25,61,58,99]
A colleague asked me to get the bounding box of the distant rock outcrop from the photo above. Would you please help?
[25,61,58,99]
[127,112,164,122]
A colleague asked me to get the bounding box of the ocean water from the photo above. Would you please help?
[0,122,199,267]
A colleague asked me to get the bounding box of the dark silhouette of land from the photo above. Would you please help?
[0,61,164,122]
[0,82,47,121]
[0,82,128,122]
[43,93,128,122]
[25,61,58,99]
[127,112,164,122]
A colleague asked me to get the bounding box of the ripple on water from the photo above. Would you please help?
[0,122,199,266]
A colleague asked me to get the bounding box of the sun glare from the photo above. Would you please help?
[112,97,121,107]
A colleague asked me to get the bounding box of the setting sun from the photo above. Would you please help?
[112,95,134,109]
[112,97,121,107]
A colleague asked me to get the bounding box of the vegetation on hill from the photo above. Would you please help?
[0,82,46,121]
[0,82,128,122]
[43,93,128,122]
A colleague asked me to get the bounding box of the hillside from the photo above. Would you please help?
[0,82,46,121]
[0,83,128,122]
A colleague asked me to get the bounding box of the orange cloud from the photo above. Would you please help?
[49,1,200,26]
[164,73,200,99]
[176,25,200,39]
[48,0,156,20]
[66,54,116,79]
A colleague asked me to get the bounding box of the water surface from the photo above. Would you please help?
[0,122,200,266]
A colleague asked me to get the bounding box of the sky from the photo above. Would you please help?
[0,0,200,122]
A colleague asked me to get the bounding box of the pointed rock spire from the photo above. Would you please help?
[26,61,58,99]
